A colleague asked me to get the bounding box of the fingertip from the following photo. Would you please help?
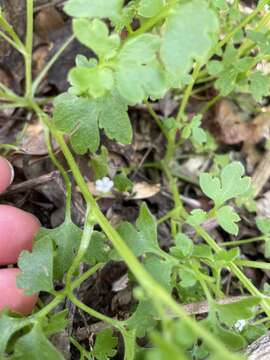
[0,157,14,194]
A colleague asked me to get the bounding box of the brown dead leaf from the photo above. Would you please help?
[35,6,65,41]
[207,99,270,145]
[20,121,57,155]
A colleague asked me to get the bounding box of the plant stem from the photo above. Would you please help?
[65,208,95,288]
[221,236,266,247]
[70,263,104,291]
[69,293,124,331]
[25,0,34,99]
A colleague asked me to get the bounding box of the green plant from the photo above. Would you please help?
[1,0,270,359]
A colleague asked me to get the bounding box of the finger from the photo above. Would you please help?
[0,268,38,315]
[0,205,40,265]
[0,157,14,194]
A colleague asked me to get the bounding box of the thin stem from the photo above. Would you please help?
[32,35,75,95]
[221,236,266,247]
[69,293,124,331]
[235,259,270,271]
[25,0,34,99]
[0,30,25,54]
[70,263,104,291]
[176,62,202,124]
[65,209,95,288]
[0,12,25,51]
[44,127,72,219]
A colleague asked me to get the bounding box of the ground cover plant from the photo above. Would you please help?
[0,0,270,358]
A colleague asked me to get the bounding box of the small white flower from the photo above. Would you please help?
[95,177,114,193]
[264,4,269,12]
[234,320,246,332]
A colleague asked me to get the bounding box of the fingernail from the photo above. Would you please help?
[4,158,14,185]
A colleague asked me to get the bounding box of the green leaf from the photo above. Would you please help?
[64,0,124,22]
[170,233,194,258]
[213,248,240,266]
[43,310,69,337]
[53,92,132,154]
[116,34,167,104]
[179,269,197,288]
[84,231,110,265]
[13,324,64,359]
[214,323,246,351]
[186,209,207,227]
[69,65,114,98]
[256,217,270,234]
[138,0,165,17]
[125,300,157,338]
[160,0,219,85]
[90,146,109,180]
[182,115,207,146]
[199,161,251,207]
[217,206,241,235]
[92,329,118,360]
[215,68,238,96]
[53,93,99,154]
[36,220,82,281]
[192,244,213,261]
[17,239,54,295]
[73,19,120,61]
[0,312,27,357]
[117,203,160,256]
[98,91,132,144]
[114,173,133,192]
[144,255,173,292]
[214,297,260,328]
[249,71,270,102]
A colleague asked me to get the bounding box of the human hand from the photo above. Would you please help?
[0,157,40,315]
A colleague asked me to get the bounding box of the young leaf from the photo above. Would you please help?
[138,0,165,18]
[182,115,207,146]
[170,233,194,258]
[36,219,83,281]
[178,269,197,288]
[13,324,64,359]
[43,310,69,337]
[256,217,270,235]
[17,239,54,295]
[186,209,207,227]
[92,329,118,360]
[53,93,100,154]
[116,34,167,104]
[199,161,251,208]
[213,248,240,267]
[73,19,120,61]
[64,0,124,22]
[84,231,110,265]
[160,0,219,85]
[117,203,160,256]
[217,206,241,235]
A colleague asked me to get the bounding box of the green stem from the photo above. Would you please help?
[65,209,95,288]
[70,263,104,291]
[176,62,202,124]
[44,127,72,219]
[221,236,266,247]
[69,293,124,331]
[235,259,270,271]
[25,0,34,99]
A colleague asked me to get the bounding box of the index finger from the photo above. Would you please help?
[0,157,14,194]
